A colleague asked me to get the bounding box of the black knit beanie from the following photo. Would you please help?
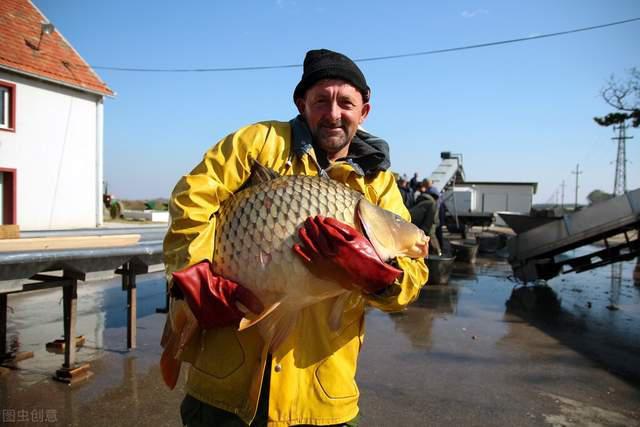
[293,49,370,102]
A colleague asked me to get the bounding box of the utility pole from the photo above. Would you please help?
[560,180,566,208]
[612,123,633,196]
[571,164,582,210]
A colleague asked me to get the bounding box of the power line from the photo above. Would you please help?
[90,16,640,73]
[355,17,640,63]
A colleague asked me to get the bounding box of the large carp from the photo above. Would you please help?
[161,164,428,388]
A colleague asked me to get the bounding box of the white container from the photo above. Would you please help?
[443,187,476,213]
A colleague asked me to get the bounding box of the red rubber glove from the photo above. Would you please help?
[171,261,264,329]
[293,216,403,294]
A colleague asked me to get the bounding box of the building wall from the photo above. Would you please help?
[0,70,102,230]
[471,184,534,214]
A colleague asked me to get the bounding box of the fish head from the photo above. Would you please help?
[357,198,429,261]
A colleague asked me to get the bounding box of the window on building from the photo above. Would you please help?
[0,168,16,225]
[0,81,16,131]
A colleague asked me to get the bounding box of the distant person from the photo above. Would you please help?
[397,177,414,209]
[424,179,445,250]
[410,179,442,255]
[409,172,420,192]
[424,179,438,198]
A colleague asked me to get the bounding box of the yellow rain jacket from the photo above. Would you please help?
[163,117,428,426]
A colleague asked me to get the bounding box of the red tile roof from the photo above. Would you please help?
[0,0,113,96]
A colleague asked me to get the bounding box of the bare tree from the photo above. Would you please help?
[594,67,640,128]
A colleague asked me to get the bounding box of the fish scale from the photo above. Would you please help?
[213,174,360,299]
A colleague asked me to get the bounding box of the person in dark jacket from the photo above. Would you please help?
[409,172,420,192]
[424,180,445,251]
[409,180,442,255]
[397,178,414,209]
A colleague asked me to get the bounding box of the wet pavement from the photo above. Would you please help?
[1,246,639,426]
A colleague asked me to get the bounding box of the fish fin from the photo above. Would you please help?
[236,301,249,315]
[160,300,198,390]
[238,301,282,331]
[176,311,199,359]
[268,311,298,353]
[237,299,298,352]
[328,292,351,331]
[159,313,180,389]
[237,158,280,192]
[160,315,172,348]
[250,161,280,185]
[160,336,182,390]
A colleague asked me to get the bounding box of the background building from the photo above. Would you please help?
[0,0,113,230]
[449,181,538,214]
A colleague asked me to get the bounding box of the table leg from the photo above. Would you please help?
[54,280,91,383]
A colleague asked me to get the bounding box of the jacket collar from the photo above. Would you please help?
[290,115,314,158]
[289,115,391,177]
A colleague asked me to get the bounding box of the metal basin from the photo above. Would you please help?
[476,233,502,254]
[450,240,479,264]
[426,255,456,284]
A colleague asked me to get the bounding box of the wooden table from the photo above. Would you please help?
[0,238,164,383]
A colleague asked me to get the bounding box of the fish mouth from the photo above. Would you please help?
[412,231,430,258]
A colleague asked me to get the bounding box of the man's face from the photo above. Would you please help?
[296,79,370,160]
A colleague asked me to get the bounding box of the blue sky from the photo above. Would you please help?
[33,0,640,204]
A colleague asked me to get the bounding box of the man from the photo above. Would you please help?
[424,179,446,251]
[410,180,442,256]
[409,172,419,192]
[163,49,428,426]
[396,177,414,209]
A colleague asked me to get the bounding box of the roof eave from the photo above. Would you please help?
[0,64,116,98]
[27,0,114,97]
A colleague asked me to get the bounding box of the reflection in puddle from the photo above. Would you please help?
[386,284,460,349]
[610,262,622,308]
[2,273,165,387]
[506,283,562,314]
[373,247,640,385]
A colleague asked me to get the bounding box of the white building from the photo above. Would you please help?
[443,182,538,228]
[0,0,113,231]
[429,152,538,224]
[453,182,538,214]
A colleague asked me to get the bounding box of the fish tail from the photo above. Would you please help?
[328,292,351,331]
